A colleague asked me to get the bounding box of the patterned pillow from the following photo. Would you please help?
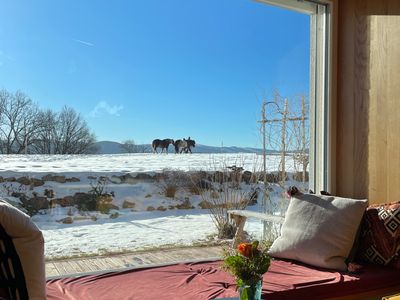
[356,202,400,268]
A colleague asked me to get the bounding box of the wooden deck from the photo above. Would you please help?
[46,245,223,278]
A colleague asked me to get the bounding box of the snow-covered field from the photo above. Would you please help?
[0,153,294,173]
[0,153,299,259]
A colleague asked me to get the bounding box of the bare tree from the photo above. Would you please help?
[0,90,41,154]
[290,95,310,183]
[53,106,97,154]
[120,140,151,153]
[14,104,43,154]
[0,89,99,154]
[30,109,58,154]
[120,139,137,153]
[135,144,151,153]
[0,90,9,152]
[261,91,309,185]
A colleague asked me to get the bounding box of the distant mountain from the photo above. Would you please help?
[95,141,129,154]
[94,141,275,154]
[194,144,265,154]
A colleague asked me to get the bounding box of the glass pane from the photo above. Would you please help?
[0,1,311,263]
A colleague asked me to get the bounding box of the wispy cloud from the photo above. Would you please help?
[72,38,95,47]
[89,101,124,118]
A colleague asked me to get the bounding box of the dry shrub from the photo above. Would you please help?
[186,156,263,239]
[156,171,184,198]
[164,185,178,198]
[210,190,220,199]
[186,171,210,195]
[175,198,194,209]
[193,166,255,239]
[96,194,113,213]
[293,171,309,182]
[188,185,201,195]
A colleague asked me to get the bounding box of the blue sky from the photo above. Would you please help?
[0,0,309,147]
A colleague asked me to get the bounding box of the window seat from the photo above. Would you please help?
[46,259,400,300]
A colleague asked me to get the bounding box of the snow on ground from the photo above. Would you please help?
[0,153,295,173]
[0,153,301,259]
[32,208,266,259]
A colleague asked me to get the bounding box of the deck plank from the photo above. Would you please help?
[46,246,223,278]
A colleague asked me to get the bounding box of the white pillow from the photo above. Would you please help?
[268,194,368,271]
[0,200,46,300]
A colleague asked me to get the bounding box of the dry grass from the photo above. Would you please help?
[194,176,254,239]
[164,185,178,198]
[156,171,184,198]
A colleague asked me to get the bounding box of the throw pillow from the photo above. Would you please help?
[268,193,368,271]
[355,201,400,268]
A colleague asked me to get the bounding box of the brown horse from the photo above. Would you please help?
[152,138,174,153]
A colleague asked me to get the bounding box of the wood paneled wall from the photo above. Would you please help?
[335,0,400,204]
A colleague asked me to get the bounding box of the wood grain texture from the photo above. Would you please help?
[336,0,400,204]
[336,0,357,197]
[353,0,370,198]
[385,15,400,203]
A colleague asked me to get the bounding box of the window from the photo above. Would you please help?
[260,0,332,193]
[0,0,332,264]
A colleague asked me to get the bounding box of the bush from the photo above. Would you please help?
[156,171,184,198]
[187,171,209,195]
[193,166,255,239]
[75,192,96,211]
[175,198,194,209]
[76,177,115,213]
[164,185,178,198]
[96,194,113,214]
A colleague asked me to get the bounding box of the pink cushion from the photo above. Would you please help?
[46,259,400,299]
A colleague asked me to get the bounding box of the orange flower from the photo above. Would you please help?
[238,243,253,258]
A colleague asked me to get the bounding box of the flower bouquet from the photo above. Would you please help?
[223,241,271,300]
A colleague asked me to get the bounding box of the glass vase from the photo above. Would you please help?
[239,279,262,300]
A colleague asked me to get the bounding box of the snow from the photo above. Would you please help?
[32,209,265,258]
[0,153,294,173]
[0,153,301,259]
